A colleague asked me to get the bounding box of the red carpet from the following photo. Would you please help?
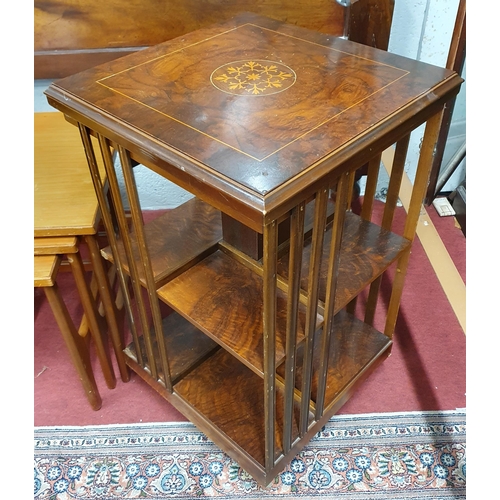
[34,201,466,427]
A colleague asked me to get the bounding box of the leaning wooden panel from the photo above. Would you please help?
[35,0,395,78]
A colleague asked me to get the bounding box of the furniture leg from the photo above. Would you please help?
[43,284,102,411]
[66,251,116,389]
[85,234,130,382]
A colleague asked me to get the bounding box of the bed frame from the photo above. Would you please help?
[35,0,395,79]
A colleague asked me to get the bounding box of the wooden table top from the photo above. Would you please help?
[34,112,106,236]
[45,12,462,230]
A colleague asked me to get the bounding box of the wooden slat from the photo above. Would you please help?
[360,153,382,221]
[315,172,350,420]
[364,134,410,326]
[385,111,444,338]
[282,202,305,453]
[299,188,329,435]
[262,220,278,471]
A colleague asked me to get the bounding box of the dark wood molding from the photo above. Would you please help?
[425,0,466,204]
[34,0,394,79]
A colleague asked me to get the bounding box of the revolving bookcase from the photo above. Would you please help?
[45,12,462,486]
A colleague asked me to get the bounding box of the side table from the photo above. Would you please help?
[35,112,129,384]
[45,12,463,486]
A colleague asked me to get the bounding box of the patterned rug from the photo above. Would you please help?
[34,410,465,499]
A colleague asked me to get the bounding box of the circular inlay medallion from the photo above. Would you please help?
[210,60,296,96]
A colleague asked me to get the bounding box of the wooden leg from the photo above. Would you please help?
[66,251,117,389]
[385,112,443,338]
[43,284,102,411]
[85,234,130,382]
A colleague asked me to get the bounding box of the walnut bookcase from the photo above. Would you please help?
[45,13,462,487]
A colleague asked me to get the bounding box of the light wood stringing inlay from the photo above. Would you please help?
[95,23,409,162]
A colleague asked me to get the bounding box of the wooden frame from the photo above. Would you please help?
[44,12,462,485]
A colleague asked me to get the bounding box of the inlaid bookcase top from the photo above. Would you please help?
[45,12,463,486]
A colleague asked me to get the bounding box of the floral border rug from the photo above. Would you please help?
[34,409,465,499]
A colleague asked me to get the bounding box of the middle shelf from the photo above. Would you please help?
[157,249,318,377]
[156,208,409,377]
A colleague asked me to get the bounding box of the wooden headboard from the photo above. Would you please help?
[34,0,394,80]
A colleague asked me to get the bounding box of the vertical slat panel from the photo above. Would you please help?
[299,188,329,436]
[315,172,350,419]
[346,154,381,315]
[262,220,278,473]
[364,135,410,326]
[112,146,156,378]
[93,132,145,368]
[385,111,444,338]
[78,125,140,373]
[345,169,357,209]
[282,202,305,453]
[118,146,173,391]
[84,233,130,382]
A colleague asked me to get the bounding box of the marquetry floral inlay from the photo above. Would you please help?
[211,60,296,96]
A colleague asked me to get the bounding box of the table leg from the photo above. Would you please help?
[44,284,102,411]
[66,250,117,389]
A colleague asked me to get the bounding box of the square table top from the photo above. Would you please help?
[45,12,462,229]
[34,112,106,236]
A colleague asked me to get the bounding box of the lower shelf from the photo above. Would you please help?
[123,308,392,486]
[124,312,219,385]
[174,348,305,468]
[276,309,392,410]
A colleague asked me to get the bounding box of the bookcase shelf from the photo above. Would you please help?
[101,196,222,288]
[157,249,317,377]
[277,211,411,312]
